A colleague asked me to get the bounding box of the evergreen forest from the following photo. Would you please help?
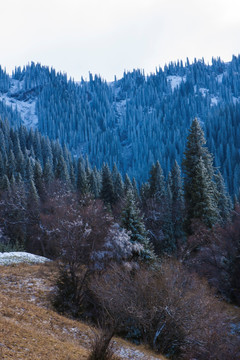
[0,56,240,196]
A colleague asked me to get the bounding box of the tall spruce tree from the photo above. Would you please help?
[149,161,166,201]
[182,119,219,229]
[124,174,133,195]
[121,189,155,262]
[215,170,232,223]
[27,179,40,211]
[112,163,124,201]
[100,163,115,206]
[55,155,69,183]
[77,159,89,195]
[170,160,184,239]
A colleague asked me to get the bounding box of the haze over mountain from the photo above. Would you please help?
[0,55,239,195]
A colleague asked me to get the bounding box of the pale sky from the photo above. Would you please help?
[0,0,240,81]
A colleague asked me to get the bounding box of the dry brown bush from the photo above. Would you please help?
[89,260,240,359]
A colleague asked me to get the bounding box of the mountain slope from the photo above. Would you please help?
[0,263,166,360]
[0,56,239,194]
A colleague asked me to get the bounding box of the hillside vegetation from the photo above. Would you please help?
[0,263,166,360]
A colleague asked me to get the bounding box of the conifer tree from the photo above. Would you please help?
[55,155,69,183]
[171,160,184,206]
[215,170,232,223]
[77,159,89,195]
[170,160,184,239]
[43,160,54,185]
[124,174,132,195]
[112,163,124,201]
[25,158,34,182]
[121,189,155,262]
[132,177,139,202]
[149,161,166,201]
[182,119,219,229]
[1,174,11,192]
[140,182,150,206]
[69,163,76,188]
[34,161,45,198]
[6,150,16,179]
[27,179,40,211]
[114,172,124,202]
[100,163,115,206]
[89,171,99,198]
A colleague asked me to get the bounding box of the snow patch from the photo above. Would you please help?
[167,75,186,91]
[8,78,24,94]
[0,78,38,128]
[113,342,160,359]
[199,88,209,97]
[232,96,240,105]
[211,96,219,106]
[0,252,51,265]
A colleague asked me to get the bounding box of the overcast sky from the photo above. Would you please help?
[1,0,240,81]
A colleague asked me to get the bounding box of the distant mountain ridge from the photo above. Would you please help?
[0,56,239,195]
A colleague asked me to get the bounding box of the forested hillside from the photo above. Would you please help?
[0,56,240,195]
[0,57,240,359]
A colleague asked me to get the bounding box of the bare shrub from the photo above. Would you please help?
[90,260,239,359]
[179,213,240,305]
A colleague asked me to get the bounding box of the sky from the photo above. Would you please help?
[0,0,240,81]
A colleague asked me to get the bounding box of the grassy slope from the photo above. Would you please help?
[0,263,166,360]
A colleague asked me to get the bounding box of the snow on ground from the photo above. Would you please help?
[0,78,38,128]
[8,78,24,94]
[0,252,51,265]
[113,343,161,359]
[0,93,38,127]
[199,88,209,97]
[167,75,186,91]
[211,96,219,106]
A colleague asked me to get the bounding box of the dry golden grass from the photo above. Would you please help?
[0,263,166,360]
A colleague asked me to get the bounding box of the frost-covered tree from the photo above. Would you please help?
[121,189,155,262]
[182,119,219,228]
[149,161,166,201]
[215,170,232,223]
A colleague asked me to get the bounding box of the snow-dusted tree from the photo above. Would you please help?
[34,160,45,199]
[89,170,99,198]
[112,163,124,202]
[121,189,155,262]
[182,119,219,229]
[55,155,69,183]
[215,170,232,223]
[27,179,40,213]
[91,223,144,268]
[149,161,166,201]
[170,160,184,240]
[124,174,133,195]
[42,160,54,186]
